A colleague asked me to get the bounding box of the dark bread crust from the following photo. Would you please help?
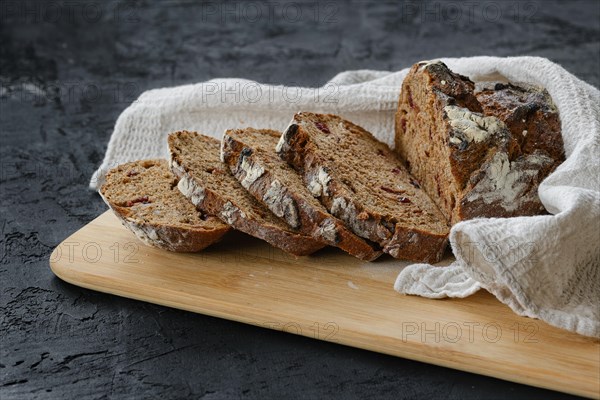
[475,81,564,161]
[222,128,382,261]
[168,131,325,256]
[278,113,449,263]
[395,61,564,224]
[108,211,228,252]
[100,159,230,252]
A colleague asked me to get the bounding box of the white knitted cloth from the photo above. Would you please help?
[91,56,600,338]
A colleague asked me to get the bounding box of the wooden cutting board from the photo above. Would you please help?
[50,211,600,398]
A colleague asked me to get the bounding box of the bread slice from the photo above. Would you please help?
[100,159,230,252]
[395,61,564,224]
[277,112,449,263]
[168,131,326,256]
[221,128,382,261]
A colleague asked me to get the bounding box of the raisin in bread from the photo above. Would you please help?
[168,131,325,256]
[221,128,382,261]
[100,159,230,252]
[395,61,564,224]
[277,112,449,263]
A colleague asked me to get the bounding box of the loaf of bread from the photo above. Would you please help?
[168,130,326,256]
[100,159,230,252]
[99,61,563,262]
[277,112,449,263]
[221,128,382,261]
[395,61,564,224]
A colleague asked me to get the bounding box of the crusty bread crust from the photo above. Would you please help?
[222,128,382,261]
[104,206,228,252]
[100,159,230,252]
[168,131,325,257]
[395,61,564,224]
[278,113,449,263]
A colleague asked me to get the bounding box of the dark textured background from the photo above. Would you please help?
[1,1,599,399]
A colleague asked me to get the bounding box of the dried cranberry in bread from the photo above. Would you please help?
[168,131,325,256]
[100,159,230,252]
[277,112,449,263]
[222,128,382,261]
[395,61,564,224]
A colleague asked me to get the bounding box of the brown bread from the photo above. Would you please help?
[168,131,325,256]
[277,112,449,263]
[395,61,564,224]
[222,128,382,261]
[100,159,230,252]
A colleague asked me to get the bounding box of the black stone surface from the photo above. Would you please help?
[1,1,598,399]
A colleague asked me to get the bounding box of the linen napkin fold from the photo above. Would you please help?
[91,56,600,338]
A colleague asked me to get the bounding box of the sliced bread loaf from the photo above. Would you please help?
[277,112,449,263]
[395,61,564,224]
[100,159,230,252]
[222,128,382,261]
[168,131,326,256]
